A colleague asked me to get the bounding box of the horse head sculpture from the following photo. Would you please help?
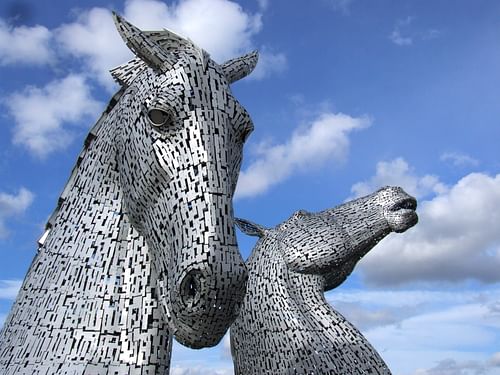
[111,14,257,348]
[231,187,418,374]
[0,15,259,373]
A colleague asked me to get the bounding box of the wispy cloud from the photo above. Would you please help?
[0,19,54,66]
[235,112,371,199]
[326,287,500,374]
[0,280,22,299]
[412,357,494,375]
[0,189,34,238]
[389,17,441,47]
[5,74,101,158]
[353,161,500,285]
[389,17,414,46]
[441,152,479,168]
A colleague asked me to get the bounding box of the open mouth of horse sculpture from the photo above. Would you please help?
[231,186,418,374]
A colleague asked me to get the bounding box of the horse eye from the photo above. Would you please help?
[147,108,170,127]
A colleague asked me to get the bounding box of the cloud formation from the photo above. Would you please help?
[235,112,371,199]
[0,280,22,299]
[0,20,54,66]
[0,188,34,238]
[440,152,479,168]
[389,17,441,47]
[354,163,500,285]
[3,0,286,156]
[389,17,414,46]
[56,0,279,88]
[413,358,493,375]
[5,74,101,158]
[350,157,447,200]
[326,287,500,374]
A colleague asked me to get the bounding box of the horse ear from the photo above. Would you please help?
[221,50,259,84]
[235,217,267,238]
[113,12,176,71]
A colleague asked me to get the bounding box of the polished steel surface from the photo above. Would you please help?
[0,14,258,374]
[232,187,418,375]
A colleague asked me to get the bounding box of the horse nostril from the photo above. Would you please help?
[179,269,203,307]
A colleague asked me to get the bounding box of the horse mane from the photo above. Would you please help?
[39,88,126,246]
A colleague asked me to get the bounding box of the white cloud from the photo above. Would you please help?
[329,301,401,330]
[56,0,270,89]
[441,152,479,168]
[324,287,500,375]
[0,19,54,66]
[350,158,448,200]
[412,358,493,375]
[0,188,34,238]
[56,8,129,90]
[129,0,263,62]
[389,29,413,46]
[235,112,371,199]
[389,17,441,47]
[5,74,101,158]
[327,288,500,331]
[356,168,500,285]
[389,17,413,46]
[0,280,22,299]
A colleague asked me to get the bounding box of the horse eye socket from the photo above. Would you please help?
[148,108,170,127]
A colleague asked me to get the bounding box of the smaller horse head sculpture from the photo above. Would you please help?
[231,186,418,374]
[111,14,257,348]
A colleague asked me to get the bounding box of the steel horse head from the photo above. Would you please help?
[111,14,257,348]
[0,14,258,373]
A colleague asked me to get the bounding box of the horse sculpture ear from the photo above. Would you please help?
[113,12,177,72]
[235,217,267,238]
[221,51,259,84]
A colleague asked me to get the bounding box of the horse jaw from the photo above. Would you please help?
[377,186,418,233]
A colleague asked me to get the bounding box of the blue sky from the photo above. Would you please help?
[1,0,500,374]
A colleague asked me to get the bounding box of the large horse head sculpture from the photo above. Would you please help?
[0,16,258,373]
[111,14,256,348]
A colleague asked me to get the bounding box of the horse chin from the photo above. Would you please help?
[172,324,226,349]
[385,209,418,233]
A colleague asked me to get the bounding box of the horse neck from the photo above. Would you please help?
[247,238,325,312]
[247,238,290,296]
[45,118,122,249]
[0,102,173,371]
